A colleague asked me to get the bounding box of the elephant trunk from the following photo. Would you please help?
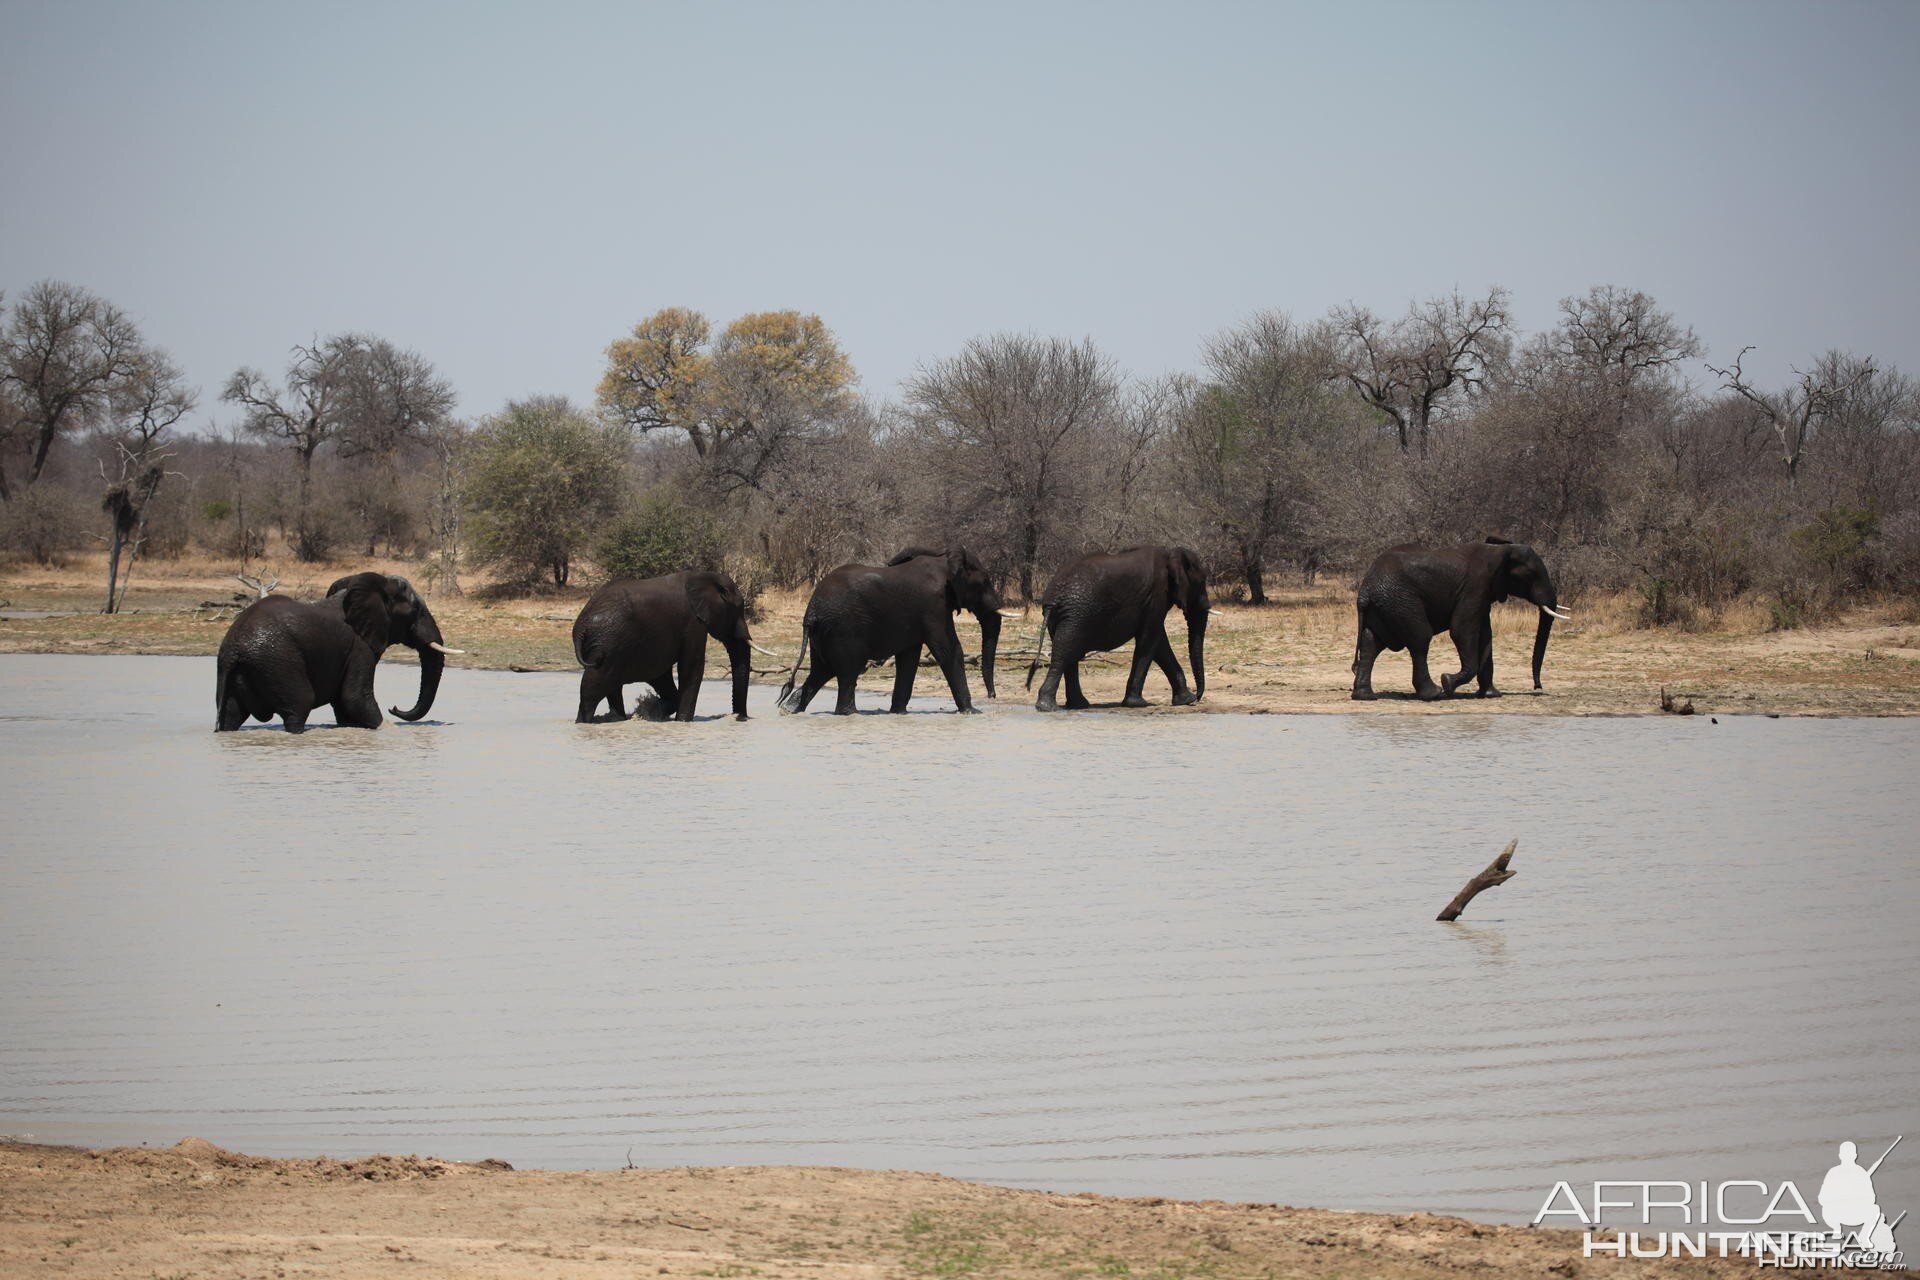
[392,645,444,721]
[974,609,1001,699]
[1531,609,1553,691]
[728,638,751,719]
[1187,606,1207,700]
[392,602,447,721]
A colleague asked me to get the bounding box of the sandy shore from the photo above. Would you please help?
[5,555,1920,716]
[0,1138,1780,1278]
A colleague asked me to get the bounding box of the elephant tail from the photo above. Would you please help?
[1024,604,1053,691]
[775,628,809,709]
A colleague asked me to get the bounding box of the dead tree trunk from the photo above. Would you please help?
[1437,839,1518,922]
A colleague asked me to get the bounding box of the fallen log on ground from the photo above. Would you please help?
[1437,839,1518,922]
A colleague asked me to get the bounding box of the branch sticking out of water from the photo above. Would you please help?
[1437,839,1518,922]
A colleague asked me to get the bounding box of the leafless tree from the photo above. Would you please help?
[1707,346,1877,489]
[223,333,454,560]
[98,350,196,612]
[1172,313,1351,601]
[1330,287,1512,457]
[903,334,1123,600]
[0,281,148,501]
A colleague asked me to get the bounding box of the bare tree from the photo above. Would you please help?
[99,350,196,612]
[1172,313,1350,602]
[223,333,454,560]
[0,281,147,501]
[903,334,1123,600]
[1330,287,1511,457]
[1708,347,1877,489]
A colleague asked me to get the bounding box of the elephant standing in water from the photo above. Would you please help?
[778,547,1009,715]
[215,573,460,731]
[1350,538,1570,700]
[1030,546,1209,712]
[572,570,763,722]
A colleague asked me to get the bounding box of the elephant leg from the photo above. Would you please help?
[1351,616,1382,700]
[1441,616,1497,697]
[334,648,384,728]
[577,667,613,723]
[788,657,830,714]
[1122,627,1162,707]
[926,625,975,713]
[832,661,860,715]
[281,705,313,733]
[217,670,249,731]
[1036,660,1067,710]
[889,646,921,712]
[1063,662,1090,710]
[1151,634,1196,706]
[648,672,680,719]
[675,639,707,722]
[605,685,629,720]
[1476,617,1500,695]
[1409,634,1444,701]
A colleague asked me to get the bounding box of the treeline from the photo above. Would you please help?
[4,279,1917,627]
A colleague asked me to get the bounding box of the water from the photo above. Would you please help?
[1,653,1915,1224]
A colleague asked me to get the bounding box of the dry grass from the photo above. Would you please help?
[0,1138,1764,1280]
[5,552,1920,715]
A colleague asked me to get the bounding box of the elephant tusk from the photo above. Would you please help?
[428,642,466,655]
[997,609,1024,618]
[1541,606,1571,620]
[748,641,778,657]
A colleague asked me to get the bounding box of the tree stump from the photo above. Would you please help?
[1437,839,1518,922]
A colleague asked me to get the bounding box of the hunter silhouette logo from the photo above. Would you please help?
[1534,1134,1906,1267]
[1820,1137,1902,1256]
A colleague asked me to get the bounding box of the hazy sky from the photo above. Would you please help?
[3,0,1915,424]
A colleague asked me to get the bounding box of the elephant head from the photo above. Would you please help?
[685,571,754,720]
[1487,539,1566,689]
[326,573,459,720]
[1164,546,1210,700]
[890,545,1005,698]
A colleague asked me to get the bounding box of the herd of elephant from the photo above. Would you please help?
[212,540,1568,732]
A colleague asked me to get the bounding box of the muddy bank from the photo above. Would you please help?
[0,1139,1765,1278]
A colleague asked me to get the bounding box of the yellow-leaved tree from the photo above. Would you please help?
[597,308,855,492]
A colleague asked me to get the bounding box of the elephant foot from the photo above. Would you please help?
[1172,690,1198,707]
[957,705,981,715]
[1122,693,1150,708]
[733,712,750,722]
[1478,686,1502,698]
[1440,673,1464,696]
[1415,685,1446,702]
[1064,696,1090,710]
[1034,697,1058,713]
[1351,688,1378,701]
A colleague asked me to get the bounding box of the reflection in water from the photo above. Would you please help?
[0,652,1916,1224]
[1443,923,1511,967]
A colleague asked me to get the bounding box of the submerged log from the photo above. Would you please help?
[1437,839,1518,922]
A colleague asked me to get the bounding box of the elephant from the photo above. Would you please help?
[215,572,459,732]
[777,546,1011,715]
[1349,538,1571,700]
[572,570,765,723]
[1029,546,1209,712]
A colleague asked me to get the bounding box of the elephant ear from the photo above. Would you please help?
[1484,535,1513,546]
[684,572,740,638]
[337,574,392,655]
[1165,547,1192,605]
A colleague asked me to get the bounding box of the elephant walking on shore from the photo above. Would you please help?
[778,547,1008,715]
[572,571,761,722]
[215,573,459,732]
[1029,546,1209,712]
[1350,538,1570,700]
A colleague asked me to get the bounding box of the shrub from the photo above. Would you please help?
[462,395,627,587]
[595,489,723,582]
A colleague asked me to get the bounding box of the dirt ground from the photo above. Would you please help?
[4,553,1920,716]
[0,1138,1784,1279]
